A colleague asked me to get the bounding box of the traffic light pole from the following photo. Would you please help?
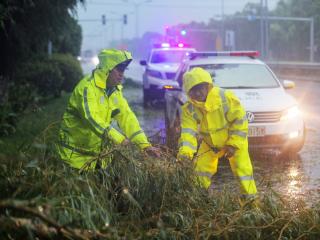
[266,16,314,62]
[227,14,315,62]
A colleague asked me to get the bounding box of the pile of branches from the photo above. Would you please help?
[1,143,320,239]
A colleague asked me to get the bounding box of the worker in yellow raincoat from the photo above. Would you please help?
[178,67,257,198]
[57,49,159,169]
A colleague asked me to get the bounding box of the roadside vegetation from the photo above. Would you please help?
[1,87,320,240]
[0,0,84,136]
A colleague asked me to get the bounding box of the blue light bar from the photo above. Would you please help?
[189,51,259,59]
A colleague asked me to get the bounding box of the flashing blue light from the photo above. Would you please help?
[180,30,187,36]
[189,51,260,60]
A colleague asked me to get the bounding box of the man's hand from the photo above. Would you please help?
[120,139,130,146]
[222,145,236,158]
[144,146,161,158]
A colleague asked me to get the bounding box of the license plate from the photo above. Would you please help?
[248,126,266,137]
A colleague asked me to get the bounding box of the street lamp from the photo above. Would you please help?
[221,0,224,51]
[122,0,152,38]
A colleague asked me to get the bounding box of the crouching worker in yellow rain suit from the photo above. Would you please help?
[177,67,257,198]
[57,49,160,170]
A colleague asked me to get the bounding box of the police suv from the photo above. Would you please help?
[140,43,196,106]
[164,51,305,154]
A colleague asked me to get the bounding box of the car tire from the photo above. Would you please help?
[143,88,152,107]
[164,106,181,152]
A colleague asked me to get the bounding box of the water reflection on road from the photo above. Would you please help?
[252,153,309,201]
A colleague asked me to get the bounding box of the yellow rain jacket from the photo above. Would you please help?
[57,49,151,169]
[178,67,257,196]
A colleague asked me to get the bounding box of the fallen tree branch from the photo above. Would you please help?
[0,216,111,239]
[0,199,102,240]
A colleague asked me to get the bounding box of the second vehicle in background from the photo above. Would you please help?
[140,43,196,106]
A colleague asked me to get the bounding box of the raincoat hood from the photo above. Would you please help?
[183,67,214,109]
[93,49,133,89]
[183,67,213,94]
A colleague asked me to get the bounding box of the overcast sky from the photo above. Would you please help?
[77,0,280,52]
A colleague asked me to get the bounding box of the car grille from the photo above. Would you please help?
[249,111,282,123]
[165,72,176,79]
[249,135,284,145]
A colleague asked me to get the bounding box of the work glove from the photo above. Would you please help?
[120,139,130,146]
[221,145,236,158]
[143,146,161,158]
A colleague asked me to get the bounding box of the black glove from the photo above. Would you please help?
[222,145,236,158]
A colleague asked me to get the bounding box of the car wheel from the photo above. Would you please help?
[143,88,152,107]
[164,106,181,153]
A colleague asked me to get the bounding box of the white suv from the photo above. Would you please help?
[164,51,305,154]
[140,43,195,106]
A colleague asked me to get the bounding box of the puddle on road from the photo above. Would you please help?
[123,87,166,143]
[253,152,312,201]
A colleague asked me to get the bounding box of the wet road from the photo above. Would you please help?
[82,61,320,202]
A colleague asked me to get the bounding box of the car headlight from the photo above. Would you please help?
[146,69,163,79]
[281,106,301,121]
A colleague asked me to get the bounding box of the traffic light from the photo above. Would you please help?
[102,14,106,25]
[180,29,187,36]
[123,14,127,25]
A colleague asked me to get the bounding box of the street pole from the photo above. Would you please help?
[260,0,265,59]
[310,17,314,62]
[221,0,225,50]
[265,0,269,60]
[135,3,139,38]
[121,22,124,44]
[48,40,52,57]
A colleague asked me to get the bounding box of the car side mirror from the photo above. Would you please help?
[140,60,147,66]
[282,80,295,89]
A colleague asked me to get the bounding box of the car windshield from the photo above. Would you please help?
[150,50,190,64]
[191,64,279,88]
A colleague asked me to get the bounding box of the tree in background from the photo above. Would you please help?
[269,0,320,61]
[0,0,85,135]
[0,0,84,77]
